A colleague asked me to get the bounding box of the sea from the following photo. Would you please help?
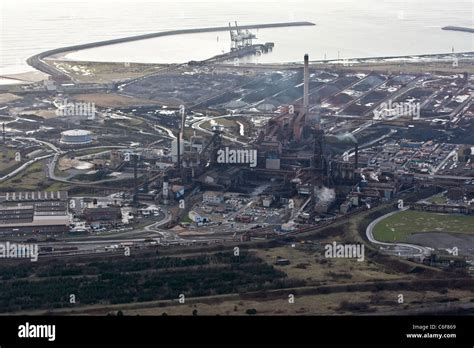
[0,0,473,75]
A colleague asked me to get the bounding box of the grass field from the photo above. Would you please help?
[45,182,70,192]
[254,245,402,285]
[72,93,159,108]
[118,289,473,316]
[373,210,474,242]
[427,193,448,205]
[0,149,20,172]
[0,160,47,190]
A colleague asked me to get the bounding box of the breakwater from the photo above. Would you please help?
[27,22,316,80]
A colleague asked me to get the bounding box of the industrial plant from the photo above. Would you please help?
[1,10,474,339]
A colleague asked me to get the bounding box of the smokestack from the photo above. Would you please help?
[304,54,309,109]
[133,154,138,201]
[177,107,185,170]
[177,134,181,170]
[133,154,138,182]
[180,109,186,139]
[354,143,359,169]
[163,176,169,198]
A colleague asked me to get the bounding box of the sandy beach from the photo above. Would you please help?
[0,71,48,85]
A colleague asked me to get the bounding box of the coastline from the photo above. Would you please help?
[26,22,316,80]
[0,71,49,85]
[3,20,470,82]
[2,50,473,87]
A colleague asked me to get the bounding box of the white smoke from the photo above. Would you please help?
[315,186,336,204]
[370,172,379,182]
[334,133,357,144]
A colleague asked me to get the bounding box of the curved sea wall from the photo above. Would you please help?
[27,22,315,80]
[442,26,474,33]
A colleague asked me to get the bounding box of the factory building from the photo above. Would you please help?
[188,210,202,223]
[188,210,210,224]
[0,191,70,234]
[262,196,274,207]
[0,191,68,203]
[83,207,121,222]
[203,191,224,205]
[171,136,204,167]
[196,167,243,191]
[0,208,70,235]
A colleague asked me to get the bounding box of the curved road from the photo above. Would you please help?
[1,136,136,185]
[0,153,54,183]
[191,114,248,146]
[366,207,431,258]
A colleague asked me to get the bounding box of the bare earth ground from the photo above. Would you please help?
[28,109,58,119]
[334,61,474,75]
[14,289,472,316]
[407,233,474,257]
[0,93,23,104]
[120,289,474,316]
[72,93,161,108]
[254,246,403,285]
[46,59,167,83]
[0,71,48,84]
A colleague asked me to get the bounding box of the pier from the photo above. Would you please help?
[27,22,315,80]
[442,26,474,33]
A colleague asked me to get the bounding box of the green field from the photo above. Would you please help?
[427,193,448,205]
[373,210,474,242]
[0,160,47,190]
[0,149,20,172]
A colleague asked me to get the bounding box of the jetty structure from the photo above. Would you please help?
[442,26,474,33]
[27,22,316,80]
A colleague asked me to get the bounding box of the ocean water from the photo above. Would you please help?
[1,0,473,75]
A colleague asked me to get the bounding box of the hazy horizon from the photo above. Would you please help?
[1,0,473,74]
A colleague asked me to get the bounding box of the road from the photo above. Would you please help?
[36,202,241,259]
[0,136,61,183]
[366,207,431,258]
[191,114,248,145]
[0,153,54,183]
[415,173,474,181]
[46,148,138,185]
[2,137,138,185]
[14,136,62,153]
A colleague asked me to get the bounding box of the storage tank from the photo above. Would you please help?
[60,129,92,145]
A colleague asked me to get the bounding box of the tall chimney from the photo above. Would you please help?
[354,142,359,170]
[177,134,181,170]
[303,54,309,109]
[180,108,186,139]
